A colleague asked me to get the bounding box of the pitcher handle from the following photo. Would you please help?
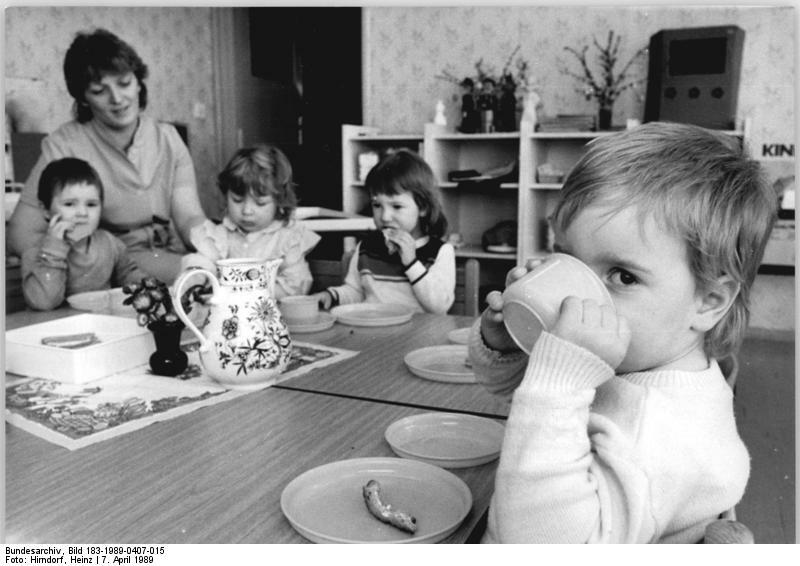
[173,268,219,352]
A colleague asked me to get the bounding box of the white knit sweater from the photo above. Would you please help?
[469,322,750,543]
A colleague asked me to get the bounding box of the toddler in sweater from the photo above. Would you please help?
[180,144,319,299]
[21,157,149,310]
[470,122,777,543]
[313,149,455,314]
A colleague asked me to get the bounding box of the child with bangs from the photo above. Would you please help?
[313,149,455,314]
[468,122,777,543]
[180,145,319,298]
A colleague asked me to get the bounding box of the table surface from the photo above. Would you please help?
[4,308,501,544]
[277,313,510,419]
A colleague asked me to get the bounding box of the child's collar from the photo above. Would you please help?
[222,216,284,236]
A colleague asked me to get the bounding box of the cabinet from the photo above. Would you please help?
[342,121,747,266]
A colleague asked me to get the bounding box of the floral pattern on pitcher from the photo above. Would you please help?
[214,295,292,377]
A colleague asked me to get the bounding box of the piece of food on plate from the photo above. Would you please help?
[41,332,100,349]
[362,479,417,533]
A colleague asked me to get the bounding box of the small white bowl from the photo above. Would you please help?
[279,295,319,322]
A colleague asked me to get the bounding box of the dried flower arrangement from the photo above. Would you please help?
[437,45,533,132]
[123,277,203,328]
[561,31,647,114]
[437,45,531,96]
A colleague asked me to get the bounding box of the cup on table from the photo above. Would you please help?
[279,295,319,323]
[501,253,614,353]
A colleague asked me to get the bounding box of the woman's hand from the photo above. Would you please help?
[551,297,631,369]
[383,228,417,266]
[46,213,75,241]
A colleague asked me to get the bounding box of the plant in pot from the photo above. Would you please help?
[560,31,647,130]
[123,277,201,377]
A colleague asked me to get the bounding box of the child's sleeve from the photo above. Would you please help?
[20,235,70,311]
[468,317,528,401]
[273,224,321,299]
[404,242,455,314]
[484,332,653,543]
[324,242,365,306]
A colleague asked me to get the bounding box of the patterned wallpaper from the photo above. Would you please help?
[363,5,795,150]
[6,6,794,208]
[4,6,219,214]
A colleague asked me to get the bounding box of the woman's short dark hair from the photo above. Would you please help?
[63,28,149,123]
[38,158,105,208]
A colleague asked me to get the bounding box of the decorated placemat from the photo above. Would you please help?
[5,341,357,451]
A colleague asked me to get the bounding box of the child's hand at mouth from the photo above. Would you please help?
[382,227,417,266]
[46,213,77,241]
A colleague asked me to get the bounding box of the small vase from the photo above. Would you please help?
[597,105,613,130]
[148,320,188,377]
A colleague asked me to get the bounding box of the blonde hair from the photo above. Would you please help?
[552,122,777,359]
[217,144,297,223]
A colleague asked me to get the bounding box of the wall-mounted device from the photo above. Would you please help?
[644,26,745,130]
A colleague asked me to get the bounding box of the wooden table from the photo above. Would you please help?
[278,313,510,418]
[4,308,502,544]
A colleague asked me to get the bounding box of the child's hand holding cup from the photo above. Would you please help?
[493,253,627,367]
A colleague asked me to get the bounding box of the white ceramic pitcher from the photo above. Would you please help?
[173,258,292,390]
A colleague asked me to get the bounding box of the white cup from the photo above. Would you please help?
[502,253,614,353]
[279,295,319,322]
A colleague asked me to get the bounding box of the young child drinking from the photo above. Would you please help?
[313,149,455,314]
[469,122,777,543]
[21,157,149,310]
[180,144,320,298]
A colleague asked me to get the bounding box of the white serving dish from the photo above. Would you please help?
[5,313,153,384]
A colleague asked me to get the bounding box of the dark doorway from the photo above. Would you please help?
[248,7,362,213]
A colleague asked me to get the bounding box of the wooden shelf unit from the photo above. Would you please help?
[342,122,747,265]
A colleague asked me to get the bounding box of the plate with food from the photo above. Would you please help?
[280,457,472,543]
[447,327,472,345]
[330,303,414,327]
[404,345,474,383]
[385,413,505,469]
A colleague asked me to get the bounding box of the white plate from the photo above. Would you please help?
[280,457,472,543]
[404,345,474,384]
[486,244,517,254]
[331,303,414,327]
[385,413,505,469]
[447,327,471,345]
[66,287,134,317]
[286,312,336,333]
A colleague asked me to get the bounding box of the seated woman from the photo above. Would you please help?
[6,28,207,283]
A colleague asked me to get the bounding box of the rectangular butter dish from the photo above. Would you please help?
[5,313,153,384]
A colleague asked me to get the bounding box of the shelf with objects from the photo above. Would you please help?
[517,118,748,264]
[422,123,520,263]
